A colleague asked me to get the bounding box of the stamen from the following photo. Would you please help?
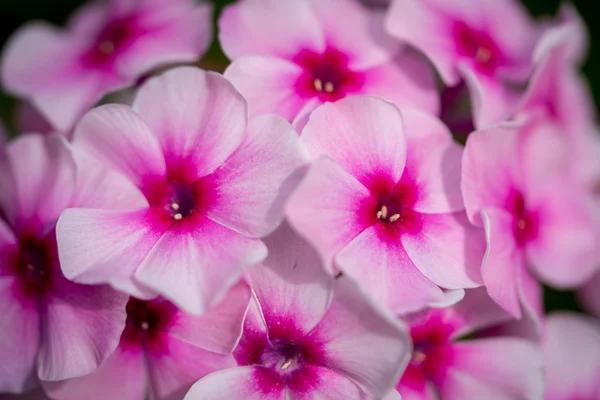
[324,82,334,93]
[171,203,180,211]
[174,213,183,220]
[314,79,323,92]
[281,360,292,370]
[517,219,526,230]
[26,264,35,271]
[476,47,491,63]
[376,210,383,219]
[413,351,426,364]
[389,214,400,223]
[380,205,388,219]
[99,40,115,54]
[141,322,149,330]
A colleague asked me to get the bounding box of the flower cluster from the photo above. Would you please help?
[0,0,599,399]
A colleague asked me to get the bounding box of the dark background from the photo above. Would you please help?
[0,0,595,312]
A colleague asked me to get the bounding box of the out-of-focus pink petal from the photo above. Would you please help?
[335,225,445,314]
[308,278,411,399]
[73,104,166,189]
[134,218,266,315]
[381,389,404,400]
[246,223,332,336]
[169,280,251,355]
[133,68,247,178]
[480,208,523,318]
[402,212,484,290]
[37,276,128,381]
[147,340,235,400]
[184,366,286,400]
[42,345,147,400]
[15,102,54,136]
[0,278,39,393]
[0,134,76,230]
[437,338,543,400]
[56,208,165,298]
[429,289,466,309]
[360,53,440,115]
[286,157,375,273]
[205,114,308,238]
[516,265,544,336]
[301,96,406,187]
[218,0,324,60]
[224,57,307,122]
[289,365,366,399]
[579,272,600,318]
[402,109,464,213]
[542,312,600,400]
[447,287,512,338]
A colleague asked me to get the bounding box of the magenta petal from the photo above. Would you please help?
[308,278,411,399]
[402,212,484,289]
[0,279,39,393]
[169,280,251,355]
[289,365,365,400]
[301,96,407,187]
[246,223,332,335]
[224,56,307,122]
[133,68,247,178]
[336,225,445,314]
[205,114,308,238]
[42,346,146,400]
[38,276,128,381]
[73,104,166,190]
[286,157,375,273]
[218,0,324,60]
[56,208,164,299]
[0,134,76,229]
[134,219,267,315]
[184,366,286,400]
[438,339,543,399]
[542,312,600,400]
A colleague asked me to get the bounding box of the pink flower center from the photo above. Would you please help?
[83,17,137,68]
[10,234,56,300]
[453,21,503,74]
[294,48,364,101]
[121,298,176,349]
[368,176,422,234]
[507,191,538,246]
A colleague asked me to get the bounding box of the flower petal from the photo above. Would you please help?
[134,218,267,315]
[288,365,366,400]
[301,96,406,187]
[133,68,248,178]
[205,114,308,238]
[579,271,600,319]
[308,278,411,399]
[285,157,375,273]
[335,224,445,314]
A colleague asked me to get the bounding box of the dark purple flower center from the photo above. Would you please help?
[83,17,137,68]
[453,21,503,74]
[294,48,364,101]
[12,234,56,300]
[367,176,422,234]
[508,191,538,246]
[166,183,197,220]
[121,298,176,348]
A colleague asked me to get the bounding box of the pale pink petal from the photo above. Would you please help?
[205,114,308,238]
[133,68,247,178]
[285,157,376,273]
[184,366,286,400]
[308,278,412,399]
[224,56,308,122]
[480,208,524,318]
[301,96,406,187]
[0,279,39,393]
[429,289,466,309]
[308,0,399,69]
[73,104,166,189]
[169,280,251,355]
[42,345,147,400]
[402,109,464,213]
[1,134,76,229]
[579,271,600,318]
[335,225,445,314]
[38,276,128,381]
[438,338,543,400]
[147,340,235,400]
[291,98,323,132]
[218,0,324,60]
[134,218,267,315]
[56,208,165,298]
[402,212,484,289]
[381,389,403,400]
[66,0,107,36]
[516,265,544,336]
[542,312,600,400]
[447,287,512,338]
[70,148,148,210]
[462,126,521,226]
[360,53,440,116]
[246,223,332,335]
[289,365,366,400]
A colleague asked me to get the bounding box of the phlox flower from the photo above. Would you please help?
[219,0,439,128]
[542,313,600,400]
[386,0,540,128]
[56,67,308,315]
[185,223,411,400]
[391,288,543,400]
[287,96,484,315]
[43,282,250,400]
[0,134,132,393]
[1,0,213,133]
